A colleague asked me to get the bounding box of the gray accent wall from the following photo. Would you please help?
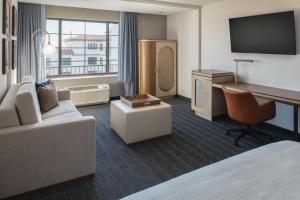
[47,5,119,22]
[137,13,167,40]
[47,5,167,40]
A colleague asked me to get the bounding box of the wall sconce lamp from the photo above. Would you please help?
[234,59,254,84]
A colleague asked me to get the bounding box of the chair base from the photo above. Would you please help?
[227,125,273,146]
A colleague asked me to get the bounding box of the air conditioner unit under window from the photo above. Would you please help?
[67,84,110,106]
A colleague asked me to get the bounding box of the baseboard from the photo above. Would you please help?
[263,122,297,135]
[110,96,121,101]
[176,95,191,102]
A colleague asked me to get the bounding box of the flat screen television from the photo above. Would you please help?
[229,11,296,55]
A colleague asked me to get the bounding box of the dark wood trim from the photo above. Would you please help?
[2,38,7,74]
[12,5,17,36]
[2,0,9,34]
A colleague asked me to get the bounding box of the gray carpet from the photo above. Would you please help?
[6,98,300,200]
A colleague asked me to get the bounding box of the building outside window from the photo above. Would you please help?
[45,19,119,77]
[62,57,71,66]
[88,43,97,49]
[88,57,97,65]
[46,58,51,66]
[100,43,104,51]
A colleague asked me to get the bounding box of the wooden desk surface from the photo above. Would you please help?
[213,82,300,105]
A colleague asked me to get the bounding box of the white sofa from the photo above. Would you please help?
[0,78,96,199]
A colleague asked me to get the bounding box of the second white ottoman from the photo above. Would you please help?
[110,100,172,144]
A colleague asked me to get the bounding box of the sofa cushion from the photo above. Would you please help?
[42,111,82,122]
[42,100,77,119]
[21,76,34,85]
[16,82,42,125]
[37,83,59,113]
[35,80,52,89]
[0,84,20,129]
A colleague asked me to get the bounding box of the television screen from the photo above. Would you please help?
[229,11,296,55]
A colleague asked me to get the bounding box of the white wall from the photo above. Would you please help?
[167,9,200,98]
[201,0,300,131]
[0,0,18,102]
[0,0,5,101]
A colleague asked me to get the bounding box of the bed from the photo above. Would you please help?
[122,141,300,200]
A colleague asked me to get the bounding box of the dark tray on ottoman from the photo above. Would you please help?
[121,94,161,108]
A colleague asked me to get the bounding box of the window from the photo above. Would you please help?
[45,19,119,77]
[88,57,97,65]
[46,58,51,66]
[62,57,71,66]
[88,43,97,49]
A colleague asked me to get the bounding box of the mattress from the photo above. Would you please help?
[122,141,300,200]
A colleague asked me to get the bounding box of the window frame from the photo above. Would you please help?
[46,18,119,78]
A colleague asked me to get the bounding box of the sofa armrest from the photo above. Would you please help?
[57,88,71,101]
[0,116,96,199]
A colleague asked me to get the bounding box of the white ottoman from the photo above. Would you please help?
[110,100,172,144]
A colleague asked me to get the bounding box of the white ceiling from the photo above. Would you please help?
[19,0,224,15]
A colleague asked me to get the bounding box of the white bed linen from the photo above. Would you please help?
[122,141,300,200]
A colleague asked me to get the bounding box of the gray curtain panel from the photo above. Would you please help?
[118,12,138,96]
[17,3,46,83]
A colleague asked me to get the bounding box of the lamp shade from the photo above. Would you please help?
[42,43,56,56]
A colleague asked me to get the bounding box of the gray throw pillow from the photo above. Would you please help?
[37,82,59,113]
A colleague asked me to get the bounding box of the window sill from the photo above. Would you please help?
[51,74,118,81]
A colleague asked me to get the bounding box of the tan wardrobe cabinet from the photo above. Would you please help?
[139,40,177,98]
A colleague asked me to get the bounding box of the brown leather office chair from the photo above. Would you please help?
[222,87,276,146]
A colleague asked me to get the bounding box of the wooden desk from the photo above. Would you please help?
[213,82,300,134]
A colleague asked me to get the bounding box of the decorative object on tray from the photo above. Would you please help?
[121,94,161,108]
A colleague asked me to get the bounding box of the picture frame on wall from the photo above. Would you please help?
[12,5,17,36]
[11,40,17,70]
[2,38,9,74]
[2,0,10,34]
